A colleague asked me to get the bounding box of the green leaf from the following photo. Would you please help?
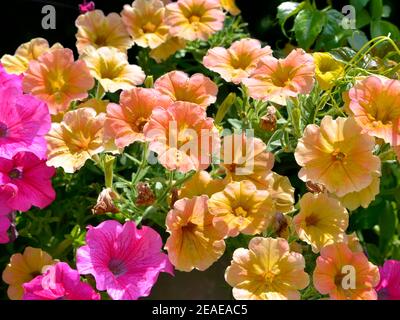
[379,201,396,252]
[277,1,305,37]
[347,30,369,51]
[315,9,350,51]
[365,243,383,265]
[369,0,383,20]
[349,200,384,230]
[356,9,371,29]
[350,0,370,10]
[370,20,400,40]
[294,8,326,50]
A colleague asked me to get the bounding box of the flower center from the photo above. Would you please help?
[305,214,320,227]
[8,168,23,180]
[234,206,248,217]
[263,271,276,284]
[0,122,8,138]
[142,21,157,33]
[94,35,108,47]
[108,258,127,277]
[189,15,201,23]
[135,117,148,132]
[331,149,346,161]
[182,222,197,233]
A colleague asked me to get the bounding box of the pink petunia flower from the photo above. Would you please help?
[0,186,13,215]
[0,64,22,90]
[76,220,173,300]
[0,214,10,244]
[23,262,100,300]
[0,151,56,212]
[0,86,51,160]
[376,260,400,300]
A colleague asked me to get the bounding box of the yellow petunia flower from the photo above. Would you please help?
[225,237,309,300]
[2,247,55,300]
[313,52,344,90]
[46,108,105,173]
[220,0,240,16]
[150,37,187,63]
[1,38,62,75]
[178,170,227,199]
[293,192,349,253]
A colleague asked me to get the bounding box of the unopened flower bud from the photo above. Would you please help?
[92,188,119,215]
[271,212,290,238]
[306,181,326,193]
[260,106,277,132]
[135,182,155,206]
[79,1,95,14]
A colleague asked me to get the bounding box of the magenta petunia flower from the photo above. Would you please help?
[0,186,13,215]
[0,151,56,212]
[23,262,100,300]
[376,260,400,300]
[0,86,51,160]
[0,63,22,90]
[0,215,10,244]
[76,220,173,300]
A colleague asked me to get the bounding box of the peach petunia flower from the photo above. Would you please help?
[1,38,62,75]
[81,46,145,93]
[220,0,240,15]
[46,108,105,173]
[143,101,220,173]
[165,0,225,41]
[225,237,309,300]
[153,70,218,108]
[203,38,272,84]
[75,10,133,55]
[344,76,400,146]
[165,195,226,271]
[208,180,274,237]
[261,172,295,214]
[294,116,381,197]
[78,98,110,114]
[150,37,187,63]
[2,247,55,300]
[242,49,315,105]
[313,243,380,300]
[293,192,349,253]
[121,0,169,49]
[338,174,380,211]
[178,170,227,199]
[22,48,94,115]
[105,87,172,149]
[221,133,274,184]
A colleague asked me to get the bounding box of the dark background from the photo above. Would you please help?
[1,0,399,57]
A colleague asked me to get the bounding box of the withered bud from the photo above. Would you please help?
[260,106,277,132]
[135,182,155,207]
[271,212,289,238]
[92,188,119,215]
[305,181,326,193]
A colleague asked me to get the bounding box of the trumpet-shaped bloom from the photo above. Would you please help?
[178,170,227,199]
[2,247,55,300]
[82,47,145,93]
[23,262,100,300]
[150,37,187,63]
[313,243,380,300]
[220,0,240,15]
[208,180,274,237]
[1,38,62,75]
[75,10,133,54]
[46,108,105,173]
[294,116,381,197]
[314,52,344,90]
[376,260,400,300]
[0,151,55,212]
[221,133,274,184]
[154,71,218,108]
[105,87,172,149]
[143,101,220,173]
[0,86,51,159]
[293,192,349,253]
[338,174,380,211]
[22,48,94,115]
[165,196,226,271]
[165,0,225,41]
[0,215,10,244]
[121,0,169,49]
[76,220,173,300]
[225,237,309,300]
[344,76,400,146]
[203,38,272,84]
[242,49,315,105]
